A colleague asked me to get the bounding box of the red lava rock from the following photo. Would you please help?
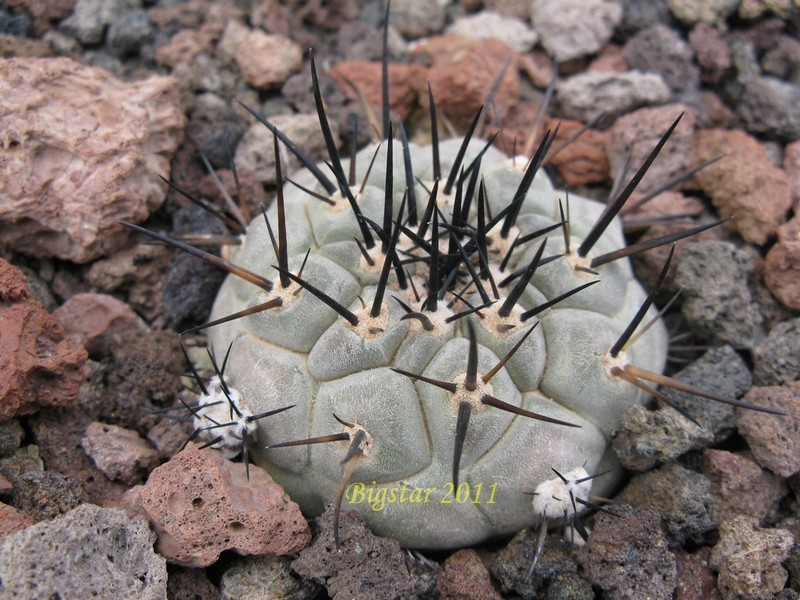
[0,58,184,263]
[519,50,556,88]
[85,242,172,322]
[491,101,540,156]
[0,259,86,420]
[410,36,520,129]
[764,240,800,310]
[154,29,213,68]
[546,118,610,186]
[53,293,143,358]
[122,443,310,568]
[785,140,800,207]
[587,43,628,73]
[777,213,800,244]
[688,23,730,83]
[81,422,161,486]
[0,475,12,494]
[437,549,502,600]
[738,382,800,478]
[606,104,696,197]
[693,128,792,245]
[695,90,734,128]
[702,449,787,526]
[329,61,420,123]
[674,547,720,600]
[0,501,34,538]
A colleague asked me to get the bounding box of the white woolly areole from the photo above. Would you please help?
[193,376,256,458]
[532,466,592,518]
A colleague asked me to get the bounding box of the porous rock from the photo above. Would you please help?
[557,71,670,122]
[667,0,740,28]
[753,317,800,386]
[531,0,622,62]
[437,549,501,600]
[221,555,319,600]
[688,23,731,83]
[703,449,787,525]
[84,241,172,322]
[628,193,712,294]
[389,0,447,39]
[410,35,520,129]
[0,259,87,420]
[613,346,751,470]
[0,420,23,458]
[737,382,800,478]
[8,470,89,522]
[0,504,167,599]
[765,240,800,310]
[53,292,143,358]
[693,128,792,245]
[613,404,696,471]
[606,104,695,197]
[618,463,714,547]
[329,61,419,123]
[709,516,795,600]
[0,57,184,263]
[58,0,117,44]
[577,506,676,600]
[623,25,699,96]
[81,421,161,486]
[491,529,585,599]
[234,29,303,90]
[617,0,672,40]
[123,443,310,568]
[446,10,538,53]
[0,501,34,538]
[167,567,220,600]
[235,113,340,185]
[30,330,184,506]
[547,118,609,186]
[674,547,721,600]
[675,240,765,347]
[785,140,800,205]
[291,503,417,600]
[737,74,800,141]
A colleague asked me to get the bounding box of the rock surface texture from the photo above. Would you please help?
[122,443,310,567]
[0,258,86,419]
[0,57,184,262]
[0,504,167,599]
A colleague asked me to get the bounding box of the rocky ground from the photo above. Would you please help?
[0,0,799,598]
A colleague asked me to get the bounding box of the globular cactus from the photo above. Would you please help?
[203,120,671,548]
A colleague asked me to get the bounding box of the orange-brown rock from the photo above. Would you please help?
[411,36,520,129]
[123,443,310,567]
[0,259,86,420]
[693,129,792,245]
[330,61,420,123]
[765,240,800,310]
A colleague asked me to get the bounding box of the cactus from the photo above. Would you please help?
[201,118,671,548]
